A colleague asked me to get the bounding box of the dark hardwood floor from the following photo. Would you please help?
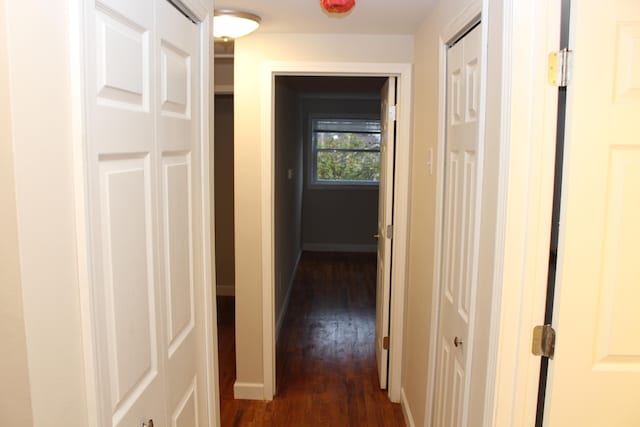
[216,251,405,427]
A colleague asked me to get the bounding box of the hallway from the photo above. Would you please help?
[217,252,405,426]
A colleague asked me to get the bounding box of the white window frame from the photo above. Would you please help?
[308,115,382,189]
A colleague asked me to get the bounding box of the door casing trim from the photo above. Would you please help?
[260,61,413,401]
[423,0,562,426]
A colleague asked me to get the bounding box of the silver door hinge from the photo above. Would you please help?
[389,105,397,122]
[383,336,390,350]
[548,48,572,87]
[532,325,556,359]
[386,224,393,239]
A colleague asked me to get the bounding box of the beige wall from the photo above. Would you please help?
[403,0,508,425]
[2,0,89,425]
[0,0,33,423]
[402,11,446,423]
[233,33,414,392]
[215,57,234,89]
[403,1,475,424]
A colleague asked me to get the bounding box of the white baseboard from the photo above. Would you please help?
[276,250,302,342]
[302,243,377,253]
[216,285,235,296]
[401,387,417,427]
[233,381,265,400]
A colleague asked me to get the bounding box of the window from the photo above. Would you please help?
[311,118,381,186]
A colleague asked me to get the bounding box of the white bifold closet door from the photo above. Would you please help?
[86,0,207,425]
[433,23,483,427]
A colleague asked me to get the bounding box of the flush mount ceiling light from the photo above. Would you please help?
[213,10,261,41]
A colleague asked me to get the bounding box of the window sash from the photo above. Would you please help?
[311,118,382,186]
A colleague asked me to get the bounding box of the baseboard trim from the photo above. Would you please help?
[216,285,235,296]
[233,381,265,400]
[302,243,377,253]
[276,250,302,342]
[401,387,417,427]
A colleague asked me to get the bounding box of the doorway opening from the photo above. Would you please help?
[260,62,413,403]
[272,75,389,400]
[212,41,237,418]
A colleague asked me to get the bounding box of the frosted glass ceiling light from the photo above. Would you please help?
[213,10,261,41]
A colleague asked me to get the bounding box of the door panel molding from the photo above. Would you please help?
[73,0,217,425]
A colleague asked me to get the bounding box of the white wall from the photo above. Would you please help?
[0,0,33,423]
[2,0,89,425]
[233,33,414,396]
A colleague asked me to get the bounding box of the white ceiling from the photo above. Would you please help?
[214,0,435,35]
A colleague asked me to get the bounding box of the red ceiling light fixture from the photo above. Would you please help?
[320,0,355,14]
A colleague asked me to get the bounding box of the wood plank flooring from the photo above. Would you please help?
[216,251,405,427]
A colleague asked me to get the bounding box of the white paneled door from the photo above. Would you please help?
[543,1,640,425]
[433,23,483,427]
[375,77,396,390]
[86,0,208,425]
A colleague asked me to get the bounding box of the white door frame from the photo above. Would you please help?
[260,61,413,401]
[422,0,562,425]
[425,2,486,425]
[72,0,219,425]
[487,0,561,425]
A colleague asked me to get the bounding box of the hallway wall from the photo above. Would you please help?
[0,0,33,422]
[233,33,414,398]
[274,77,303,336]
[1,0,89,425]
[214,95,236,296]
[404,0,508,425]
[300,96,380,253]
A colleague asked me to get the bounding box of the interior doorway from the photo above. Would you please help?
[260,62,414,402]
[212,41,237,419]
[272,75,389,394]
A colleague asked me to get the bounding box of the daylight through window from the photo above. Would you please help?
[311,118,381,185]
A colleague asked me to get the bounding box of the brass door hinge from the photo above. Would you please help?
[383,336,390,350]
[548,48,572,87]
[532,325,556,359]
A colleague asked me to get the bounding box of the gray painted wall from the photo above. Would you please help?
[300,96,381,252]
[214,95,235,295]
[274,78,304,331]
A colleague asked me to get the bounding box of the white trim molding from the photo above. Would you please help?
[261,61,413,402]
[401,388,417,427]
[424,0,561,426]
[275,250,302,342]
[488,0,561,425]
[233,382,265,401]
[302,243,377,253]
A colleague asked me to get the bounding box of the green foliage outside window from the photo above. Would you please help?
[313,119,381,184]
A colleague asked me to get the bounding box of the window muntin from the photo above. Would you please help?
[311,118,381,186]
